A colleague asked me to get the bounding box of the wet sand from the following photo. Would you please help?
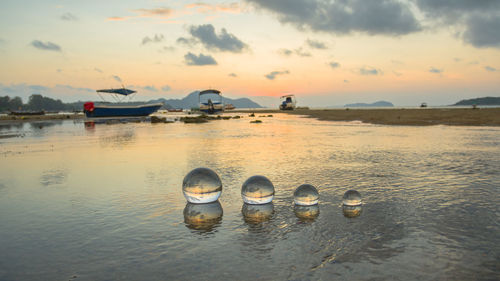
[235,108,500,126]
[0,113,84,123]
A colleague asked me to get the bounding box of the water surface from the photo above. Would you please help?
[0,114,499,280]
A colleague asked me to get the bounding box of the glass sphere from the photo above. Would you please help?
[183,201,223,231]
[294,204,319,222]
[342,205,362,218]
[342,190,362,206]
[241,175,274,204]
[182,167,222,203]
[241,203,274,224]
[293,184,319,206]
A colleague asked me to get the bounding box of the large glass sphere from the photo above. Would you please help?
[342,205,362,218]
[183,201,223,231]
[241,175,274,204]
[241,203,274,224]
[182,167,222,203]
[293,184,319,206]
[342,190,362,206]
[294,204,320,222]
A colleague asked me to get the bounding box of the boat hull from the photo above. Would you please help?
[84,103,162,118]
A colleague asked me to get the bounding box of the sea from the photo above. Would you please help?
[0,113,499,280]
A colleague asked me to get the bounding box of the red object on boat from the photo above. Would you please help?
[84,102,94,112]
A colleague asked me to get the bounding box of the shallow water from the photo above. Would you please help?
[0,114,499,280]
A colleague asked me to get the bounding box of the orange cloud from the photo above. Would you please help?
[185,2,241,14]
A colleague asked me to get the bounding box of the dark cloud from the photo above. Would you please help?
[228,73,238,77]
[142,34,164,45]
[343,79,349,83]
[184,52,217,65]
[188,24,247,52]
[143,86,158,92]
[246,0,421,36]
[94,67,103,73]
[176,37,197,46]
[429,67,443,74]
[294,47,311,57]
[112,75,122,82]
[329,62,340,69]
[160,45,176,52]
[463,15,500,48]
[484,66,497,72]
[162,85,171,91]
[278,48,293,56]
[265,70,289,80]
[31,40,61,52]
[278,47,311,57]
[61,12,77,21]
[306,39,328,49]
[359,67,381,75]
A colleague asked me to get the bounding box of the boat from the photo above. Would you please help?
[83,88,163,118]
[9,110,45,116]
[420,102,427,108]
[224,104,235,110]
[199,89,224,114]
[279,94,296,110]
[167,108,183,112]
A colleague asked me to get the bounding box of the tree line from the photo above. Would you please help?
[0,94,83,112]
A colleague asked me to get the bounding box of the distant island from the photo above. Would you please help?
[453,97,500,106]
[344,101,394,107]
[0,91,262,112]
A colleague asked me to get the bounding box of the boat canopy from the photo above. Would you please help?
[199,89,221,96]
[96,88,137,96]
[280,94,295,99]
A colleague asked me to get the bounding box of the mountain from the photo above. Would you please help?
[453,96,500,106]
[344,101,394,107]
[150,91,262,109]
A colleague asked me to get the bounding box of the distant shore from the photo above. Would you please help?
[2,108,500,126]
[235,108,500,126]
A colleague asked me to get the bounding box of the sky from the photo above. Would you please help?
[0,0,499,107]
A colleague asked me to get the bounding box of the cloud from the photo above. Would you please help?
[484,66,497,72]
[343,79,349,83]
[246,0,421,36]
[462,15,500,48]
[429,67,443,74]
[228,73,238,77]
[278,47,311,57]
[142,34,164,45]
[393,71,402,76]
[188,24,247,52]
[160,46,176,52]
[329,62,340,69]
[294,47,311,57]
[56,69,62,73]
[162,85,171,91]
[184,52,217,65]
[31,40,61,52]
[278,48,293,56]
[112,75,122,82]
[60,12,77,21]
[133,7,173,18]
[107,16,126,21]
[306,39,328,49]
[94,67,103,73]
[265,70,289,80]
[143,85,158,92]
[29,85,50,92]
[359,67,381,75]
[176,37,197,46]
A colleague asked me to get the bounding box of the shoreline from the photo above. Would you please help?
[1,108,500,126]
[234,108,500,126]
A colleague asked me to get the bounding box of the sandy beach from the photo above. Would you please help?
[236,108,500,126]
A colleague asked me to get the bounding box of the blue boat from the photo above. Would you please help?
[199,89,224,114]
[83,88,163,118]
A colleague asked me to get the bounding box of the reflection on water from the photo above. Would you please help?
[294,204,320,222]
[241,202,274,225]
[342,205,362,218]
[183,201,223,233]
[0,115,499,280]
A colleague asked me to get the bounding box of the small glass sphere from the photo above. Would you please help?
[293,184,319,206]
[342,190,362,206]
[182,167,222,203]
[342,205,362,218]
[242,203,274,224]
[241,175,274,204]
[294,204,319,222]
[184,201,223,231]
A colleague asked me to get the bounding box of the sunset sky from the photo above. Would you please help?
[0,0,499,107]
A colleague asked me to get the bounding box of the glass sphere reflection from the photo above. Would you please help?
[182,167,222,203]
[293,184,319,206]
[183,201,223,231]
[294,204,319,222]
[241,175,274,204]
[342,190,362,206]
[342,205,362,218]
[242,203,274,224]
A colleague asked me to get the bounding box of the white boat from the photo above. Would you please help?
[199,89,224,114]
[279,94,296,110]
